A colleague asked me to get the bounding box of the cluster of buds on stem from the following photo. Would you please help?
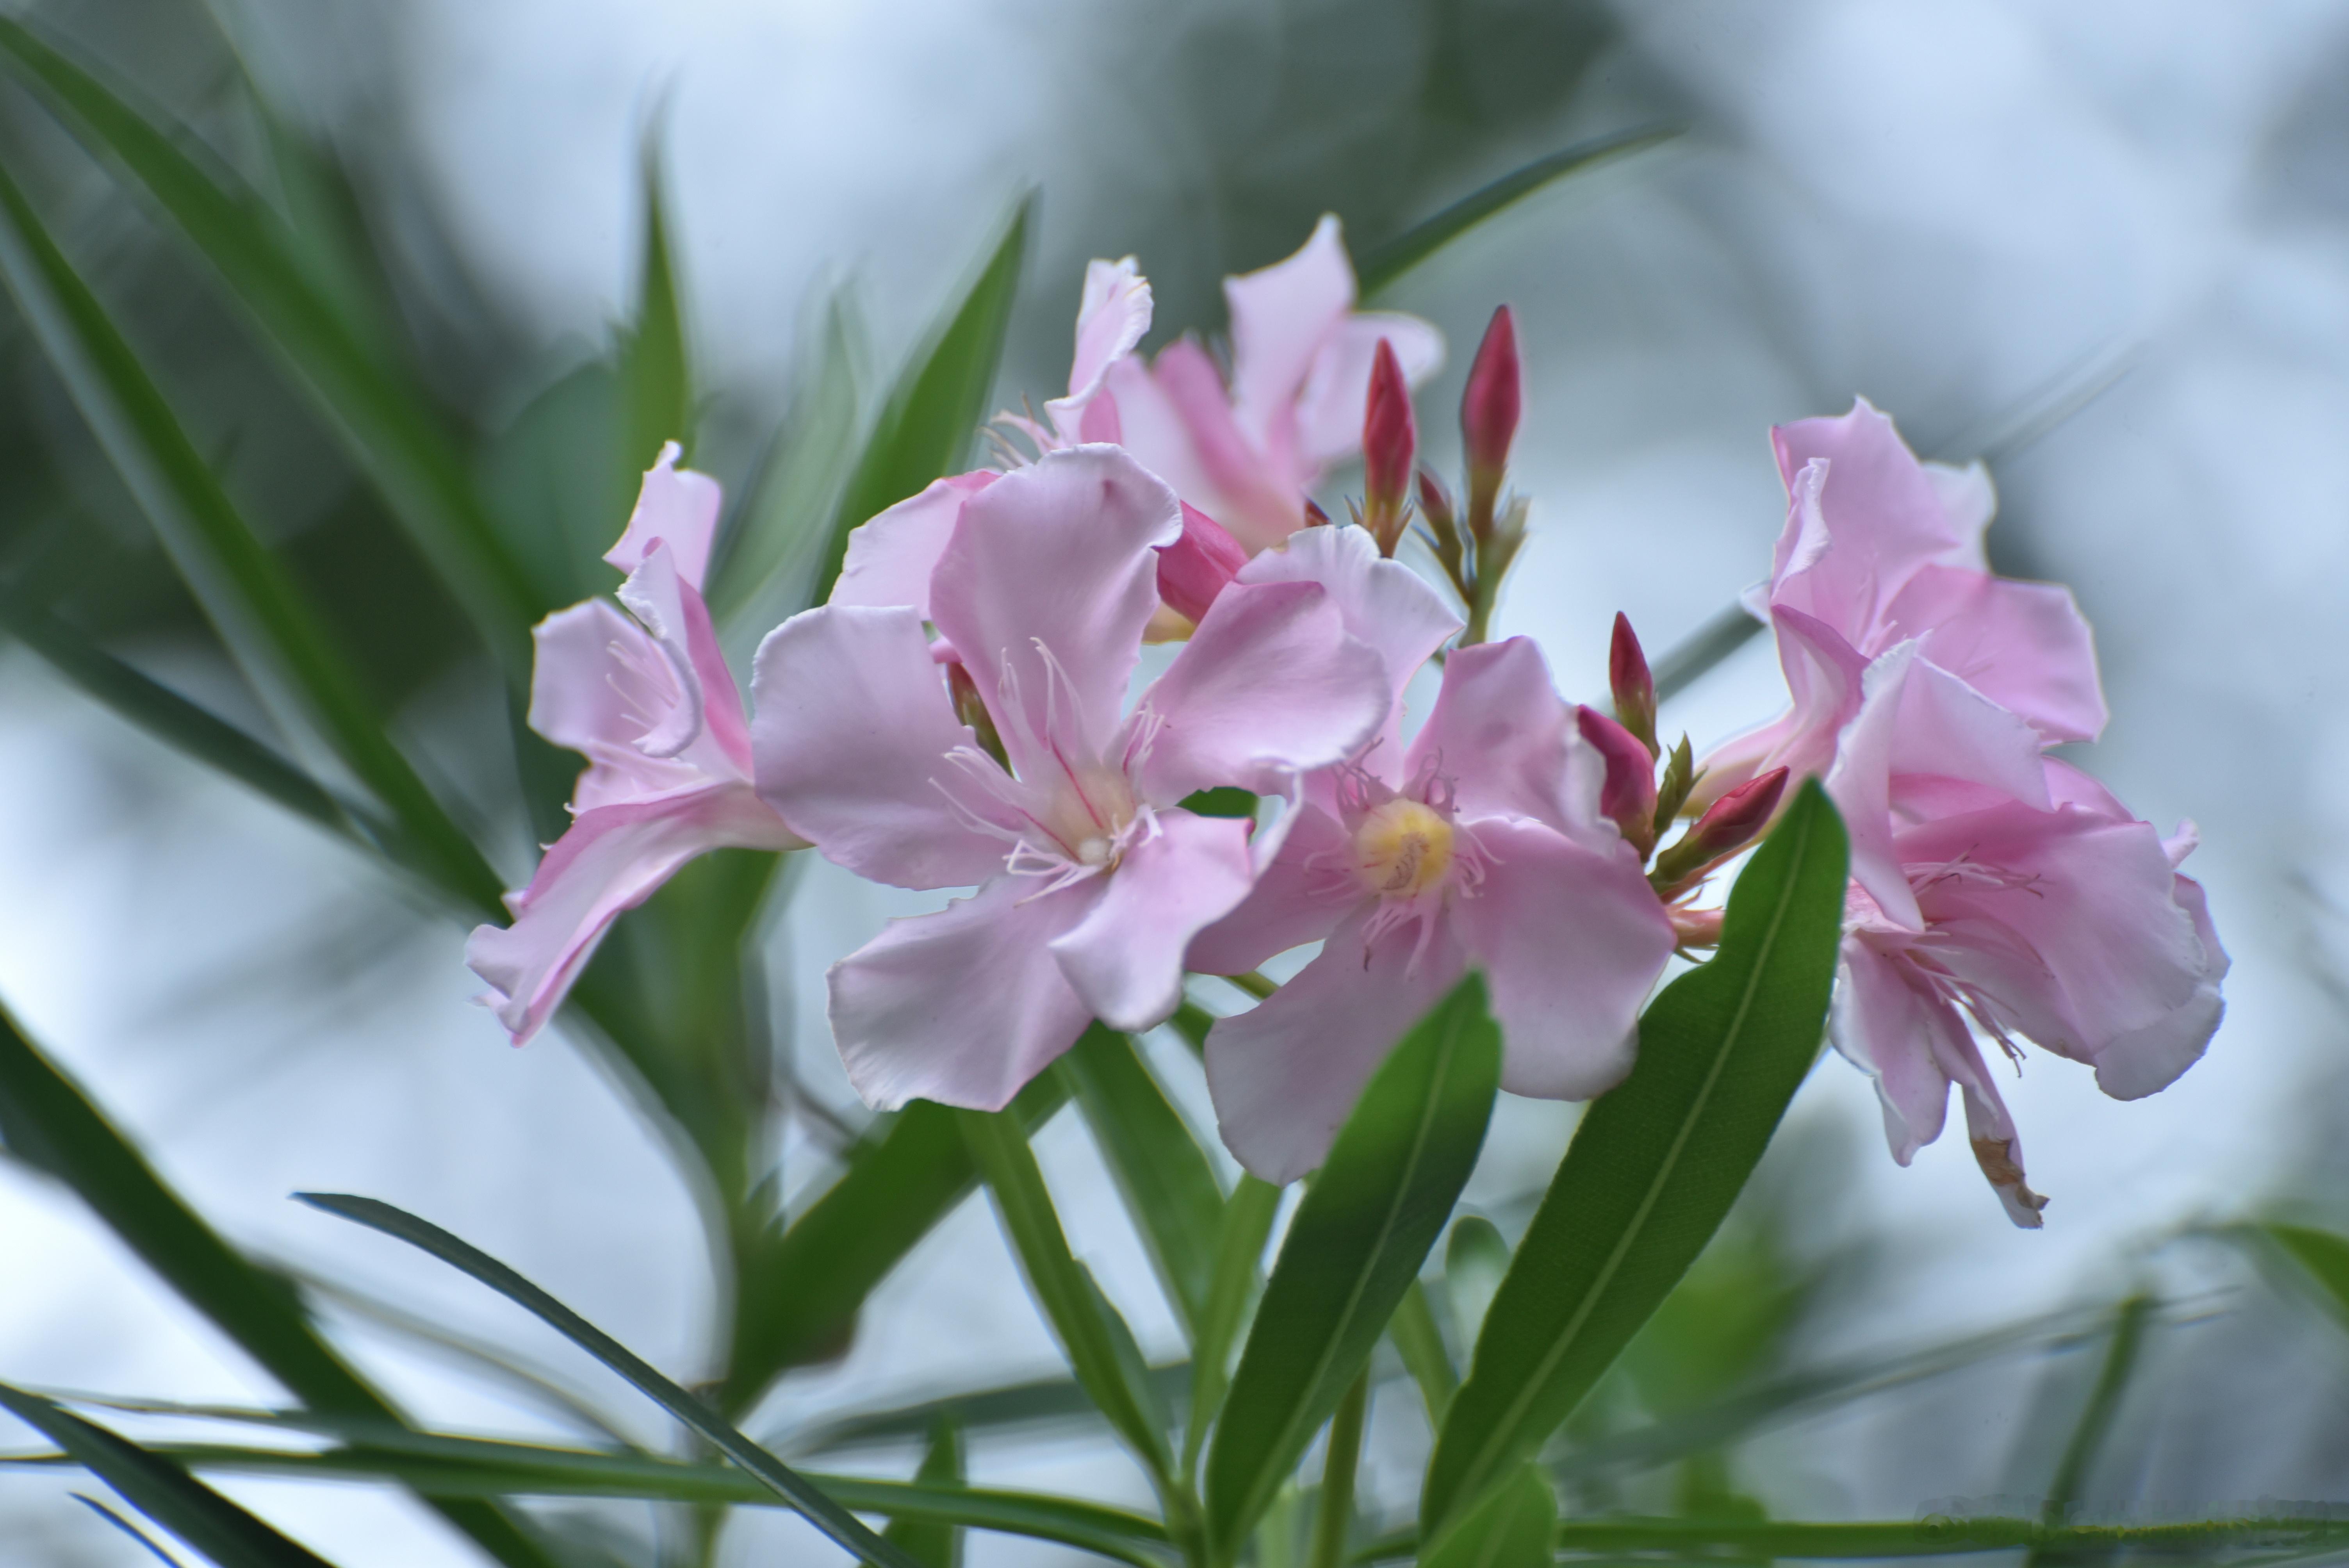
[1402,306,1530,647]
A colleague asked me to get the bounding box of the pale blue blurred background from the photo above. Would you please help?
[4,0,2349,1560]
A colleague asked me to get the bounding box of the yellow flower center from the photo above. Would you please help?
[1353,799,1455,899]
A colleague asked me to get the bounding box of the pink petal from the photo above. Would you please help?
[1884,565,2108,744]
[615,544,752,771]
[1406,638,1592,840]
[1126,339,1302,552]
[1293,312,1445,470]
[1768,400,1979,636]
[1204,904,1469,1183]
[1224,214,1356,449]
[1830,939,1955,1164]
[1130,579,1388,804]
[1048,810,1256,1031]
[526,600,708,809]
[2092,872,2227,1100]
[1690,606,1868,813]
[750,604,1011,889]
[1452,817,1676,1099]
[1046,257,1153,443]
[929,447,1181,767]
[1185,805,1358,974]
[467,782,799,1044]
[1238,523,1461,740]
[1930,1020,2047,1229]
[832,470,1000,617]
[828,875,1097,1111]
[605,442,722,592]
[1155,502,1249,626]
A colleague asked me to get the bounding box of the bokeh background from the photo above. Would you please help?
[3,0,2349,1561]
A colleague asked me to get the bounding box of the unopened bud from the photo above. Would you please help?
[1462,305,1519,536]
[1156,502,1248,626]
[1609,613,1658,758]
[946,660,1007,771]
[1650,766,1789,897]
[1576,706,1658,859]
[1419,468,1463,583]
[1362,338,1415,556]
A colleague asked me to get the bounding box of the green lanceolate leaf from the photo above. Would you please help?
[884,1418,966,1568]
[0,1004,560,1568]
[1304,1372,1367,1568]
[725,1073,1070,1415]
[617,130,694,481]
[1421,782,1847,1541]
[294,1193,926,1568]
[0,163,503,914]
[956,1107,1175,1488]
[2027,1294,2152,1566]
[817,195,1031,594]
[1445,1216,1510,1349]
[1356,1515,2349,1564]
[1386,1280,1457,1422]
[0,1383,337,1568]
[0,15,545,667]
[775,1364,1192,1459]
[1062,1025,1227,1336]
[1417,1468,1555,1568]
[1355,125,1680,296]
[1182,1175,1280,1479]
[2258,1223,2349,1325]
[1205,974,1501,1557]
[70,1492,189,1566]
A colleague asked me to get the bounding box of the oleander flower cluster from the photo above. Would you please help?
[469,219,2227,1226]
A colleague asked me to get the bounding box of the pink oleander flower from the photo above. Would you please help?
[1825,643,2228,1227]
[1190,580,1678,1183]
[467,445,806,1044]
[750,446,1393,1112]
[1698,399,2106,810]
[831,219,1441,620]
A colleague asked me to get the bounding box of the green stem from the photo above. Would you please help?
[1306,1373,1368,1568]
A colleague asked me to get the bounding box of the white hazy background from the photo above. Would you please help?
[5,0,2349,1560]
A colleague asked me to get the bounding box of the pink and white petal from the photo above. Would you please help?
[1224,214,1356,445]
[467,782,798,1044]
[1185,805,1359,974]
[1830,939,1954,1164]
[1050,811,1256,1031]
[929,446,1182,765]
[1131,579,1388,804]
[1205,906,1469,1184]
[829,875,1097,1112]
[2092,872,2226,1100]
[831,470,999,617]
[1406,638,1584,837]
[525,601,698,806]
[1452,817,1676,1099]
[1240,524,1461,721]
[605,442,722,592]
[1922,459,1995,570]
[1825,643,1925,930]
[1929,1021,2047,1229]
[1770,401,1977,635]
[1294,311,1445,470]
[1103,352,1229,524]
[1691,607,1868,815]
[1888,655,2052,811]
[1886,565,2107,744]
[1145,340,1302,552]
[1046,257,1153,442]
[750,605,1011,889]
[611,546,712,761]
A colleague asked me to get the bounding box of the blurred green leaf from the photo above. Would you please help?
[884,1418,965,1568]
[1356,1515,2349,1564]
[1444,1217,1509,1351]
[0,15,547,668]
[1205,974,1500,1557]
[294,1193,925,1568]
[1416,1468,1554,1568]
[617,132,693,482]
[70,1492,189,1566]
[775,1363,1191,1460]
[2258,1223,2349,1325]
[1178,788,1259,821]
[1305,1372,1367,1568]
[818,194,1031,595]
[2027,1294,2152,1566]
[1355,125,1679,296]
[0,1002,561,1568]
[957,1105,1176,1490]
[1062,1025,1227,1336]
[725,1074,1069,1415]
[0,1383,338,1568]
[1182,1175,1280,1480]
[1422,782,1846,1542]
[0,160,504,913]
[1387,1280,1457,1422]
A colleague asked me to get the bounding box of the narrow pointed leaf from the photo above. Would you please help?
[775,1364,1191,1459]
[617,132,693,480]
[1355,125,1680,295]
[1417,1468,1555,1568]
[1422,782,1847,1539]
[71,1493,190,1566]
[1204,973,1501,1556]
[0,1004,561,1568]
[1062,1025,1226,1336]
[0,162,503,913]
[294,1193,926,1568]
[1182,1175,1281,1479]
[0,14,546,665]
[1444,1216,1509,1349]
[0,1383,337,1567]
[817,195,1030,594]
[1387,1280,1457,1421]
[957,1107,1174,1484]
[883,1418,964,1568]
[2028,1294,2151,1563]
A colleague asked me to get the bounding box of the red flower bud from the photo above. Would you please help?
[1688,766,1788,860]
[1609,612,1658,758]
[1576,705,1658,858]
[1362,337,1416,555]
[1461,305,1520,493]
[1155,502,1249,625]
